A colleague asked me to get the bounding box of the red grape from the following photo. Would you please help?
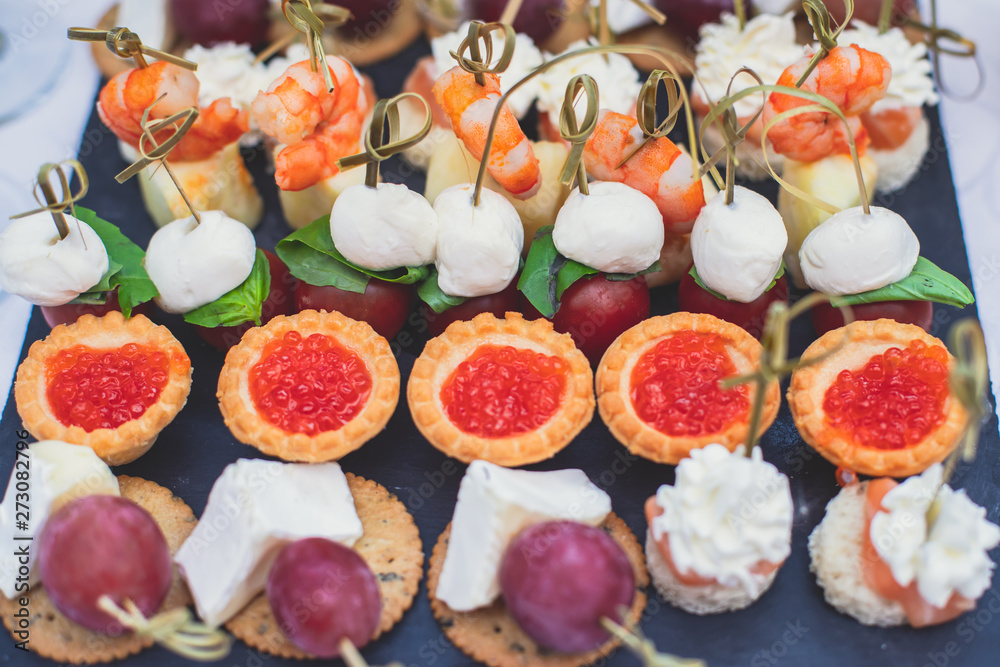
[195,250,296,351]
[170,0,270,46]
[655,0,731,39]
[468,0,565,45]
[266,538,381,658]
[295,277,414,340]
[421,279,520,338]
[499,521,635,653]
[522,274,650,366]
[37,495,172,634]
[40,289,154,329]
[811,299,933,336]
[328,0,395,32]
[677,272,788,339]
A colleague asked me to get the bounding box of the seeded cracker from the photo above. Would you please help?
[427,513,650,667]
[226,473,424,658]
[0,476,197,664]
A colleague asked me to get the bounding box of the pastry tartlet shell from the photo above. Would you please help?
[15,312,192,466]
[788,319,967,478]
[218,310,399,462]
[407,312,595,467]
[596,312,779,464]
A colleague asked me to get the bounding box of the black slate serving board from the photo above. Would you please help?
[2,37,999,667]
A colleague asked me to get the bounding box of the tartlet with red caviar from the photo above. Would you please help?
[15,312,192,465]
[217,310,399,462]
[407,312,594,466]
[596,312,779,464]
[788,319,967,478]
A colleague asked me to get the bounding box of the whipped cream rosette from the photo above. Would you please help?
[691,12,803,179]
[645,444,793,614]
[811,463,1000,628]
[839,21,939,193]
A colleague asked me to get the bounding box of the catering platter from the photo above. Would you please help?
[1,29,998,667]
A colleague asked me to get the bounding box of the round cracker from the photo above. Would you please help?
[427,514,650,667]
[225,474,423,658]
[0,476,197,664]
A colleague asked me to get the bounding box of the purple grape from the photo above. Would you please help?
[500,521,635,653]
[327,0,396,32]
[655,0,732,39]
[266,538,381,657]
[468,0,566,45]
[37,495,173,634]
[170,0,270,46]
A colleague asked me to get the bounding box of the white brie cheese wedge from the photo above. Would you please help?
[175,459,363,627]
[0,441,120,599]
[436,460,612,612]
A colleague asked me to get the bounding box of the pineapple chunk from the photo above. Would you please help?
[779,154,878,287]
[138,142,263,229]
[278,166,369,230]
[424,136,571,254]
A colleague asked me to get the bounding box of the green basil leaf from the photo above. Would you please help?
[70,256,123,305]
[516,226,560,318]
[832,257,975,308]
[606,261,662,281]
[556,259,598,298]
[276,215,430,295]
[766,262,786,292]
[74,207,158,318]
[688,264,731,301]
[688,262,784,301]
[183,249,271,328]
[417,267,467,314]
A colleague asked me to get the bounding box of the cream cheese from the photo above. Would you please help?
[870,464,1000,608]
[431,22,544,119]
[694,12,804,118]
[650,444,793,595]
[537,39,642,120]
[839,21,939,111]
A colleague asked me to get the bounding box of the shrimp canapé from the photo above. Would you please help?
[432,66,541,200]
[98,61,249,163]
[251,57,373,192]
[763,45,891,163]
[583,110,705,235]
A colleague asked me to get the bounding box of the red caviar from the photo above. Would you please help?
[823,340,949,450]
[46,344,169,431]
[440,345,568,438]
[629,331,749,436]
[249,331,371,436]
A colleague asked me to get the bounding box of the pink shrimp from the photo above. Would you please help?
[251,57,372,192]
[762,45,891,163]
[583,110,705,235]
[432,66,541,200]
[98,61,248,163]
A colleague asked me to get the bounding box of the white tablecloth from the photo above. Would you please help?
[1,0,998,426]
